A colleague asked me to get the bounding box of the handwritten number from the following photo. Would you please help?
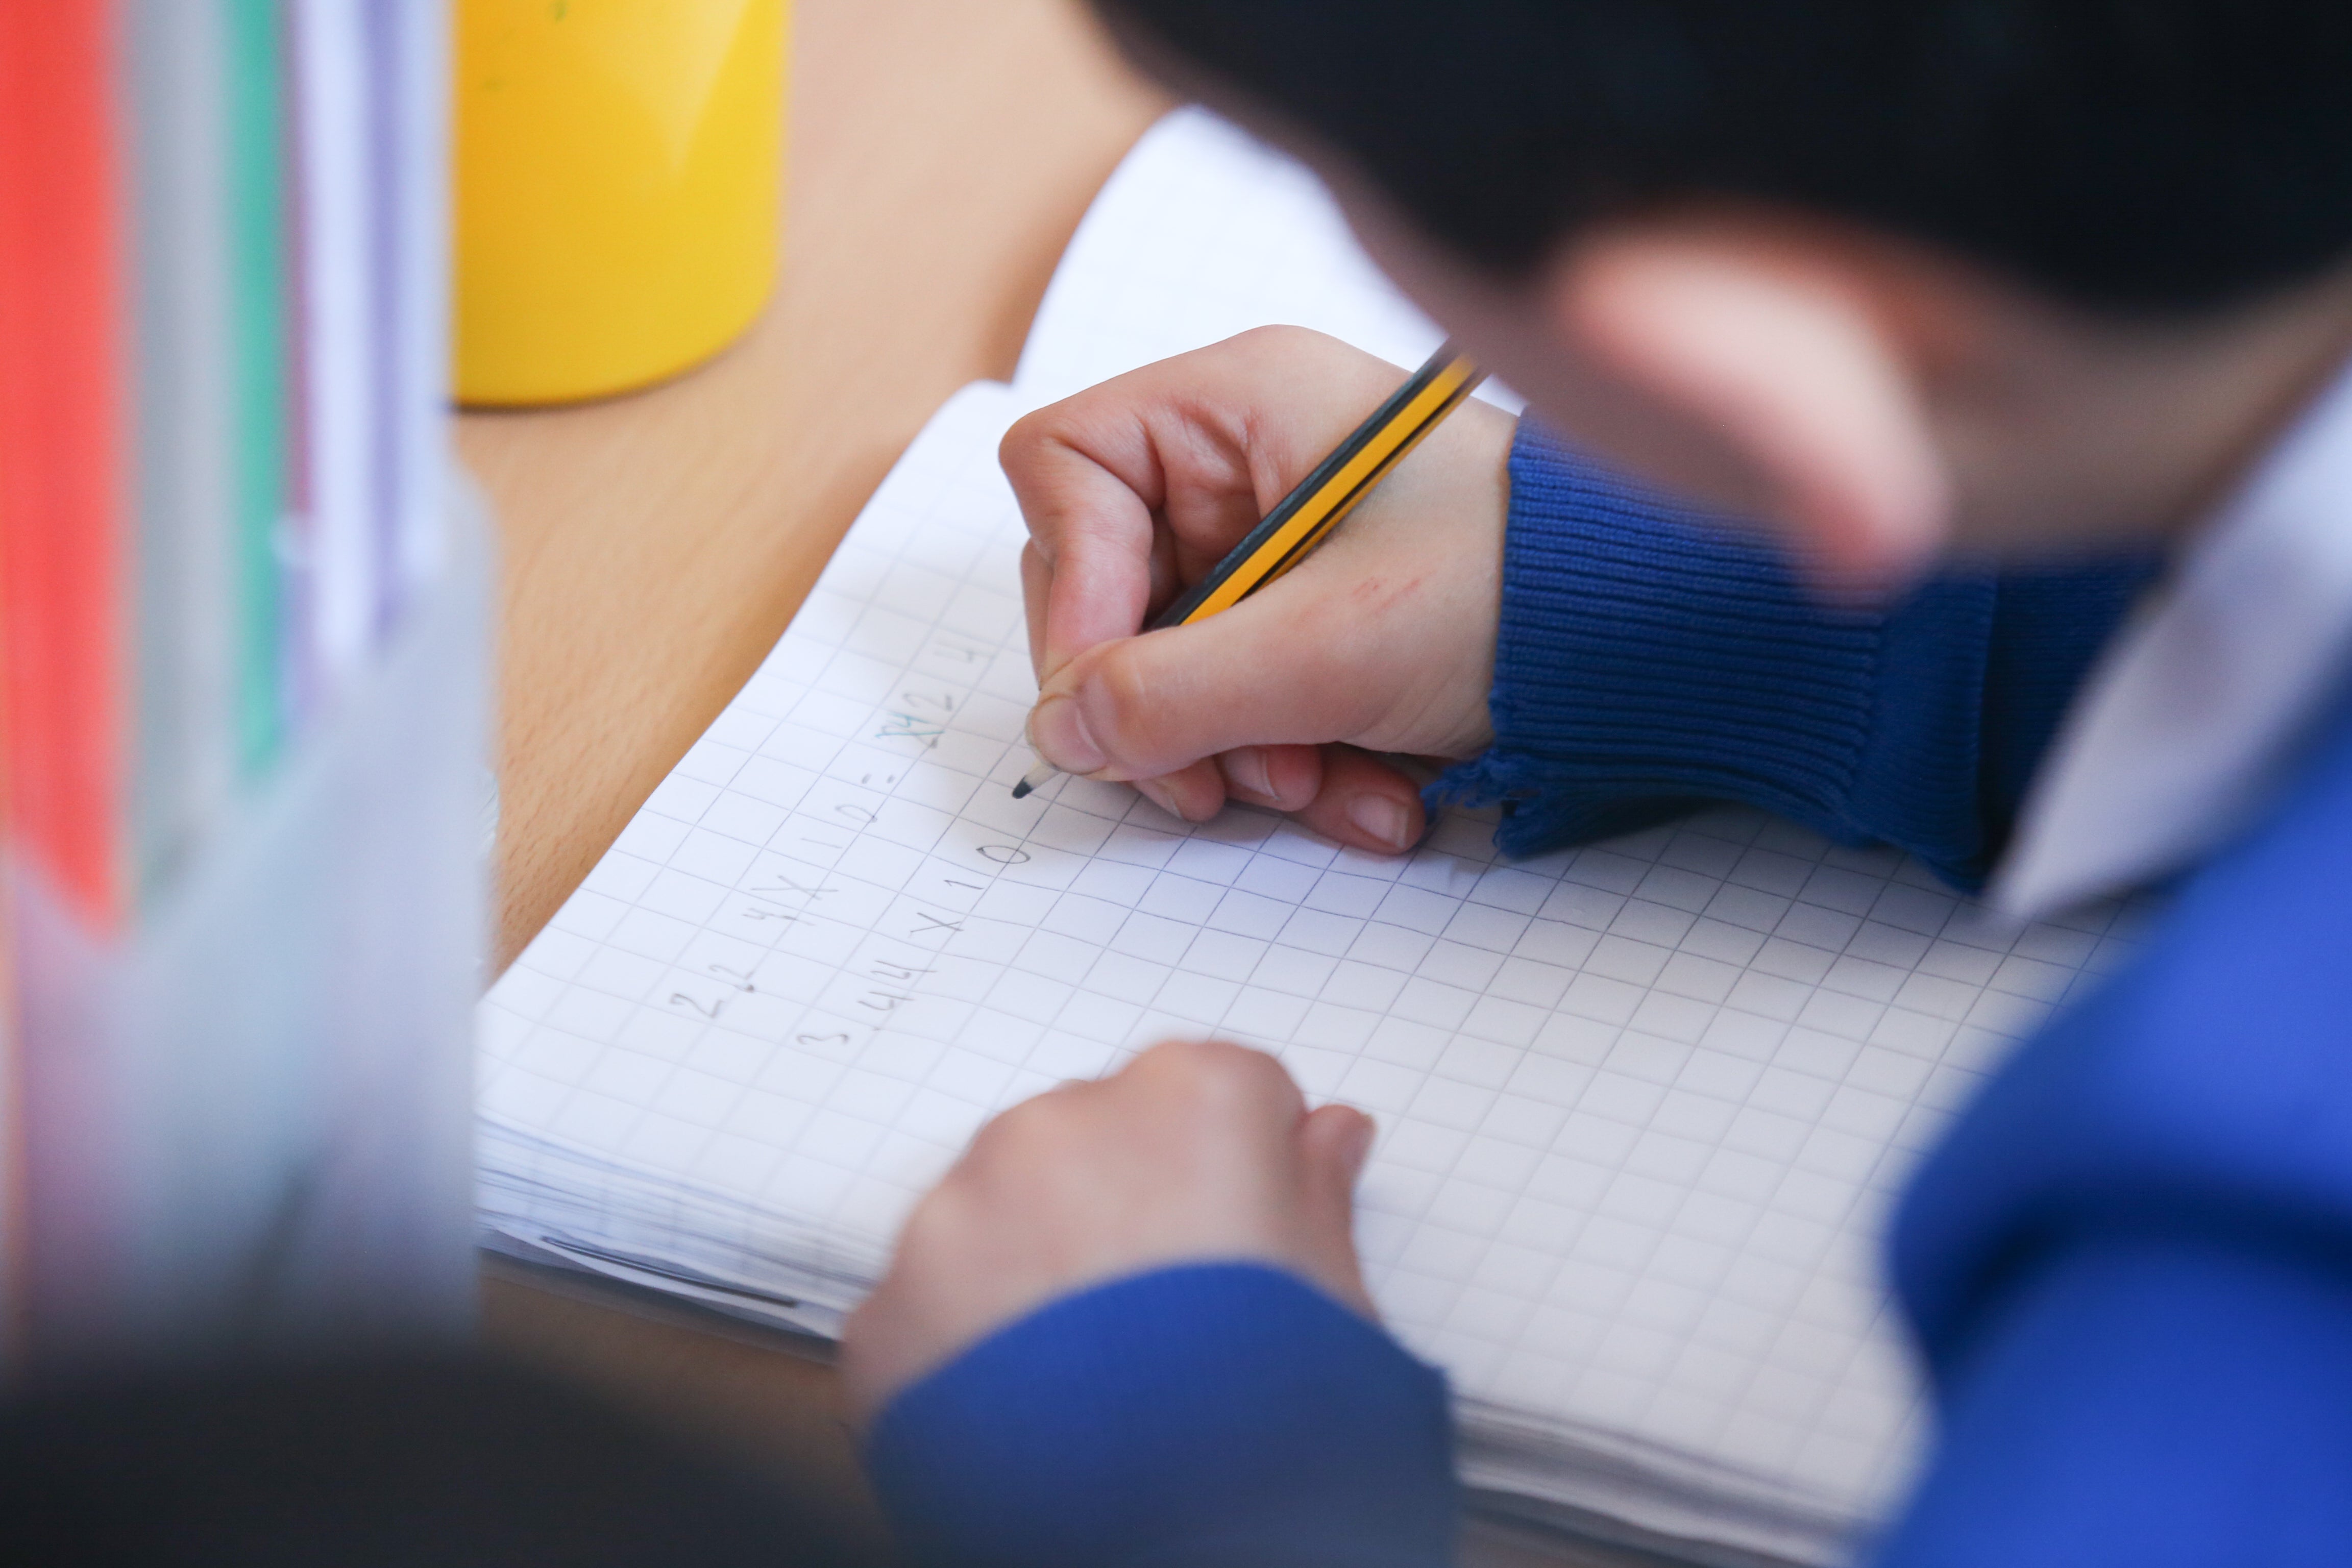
[978,844,1032,865]
[750,871,837,902]
[669,993,721,1020]
[796,1032,850,1048]
[875,715,943,748]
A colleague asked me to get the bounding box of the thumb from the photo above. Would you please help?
[1291,1103,1377,1316]
[1026,586,1382,782]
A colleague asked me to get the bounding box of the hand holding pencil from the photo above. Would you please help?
[1003,326,1516,853]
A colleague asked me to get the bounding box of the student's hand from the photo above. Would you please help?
[1006,326,1515,854]
[839,1040,1376,1425]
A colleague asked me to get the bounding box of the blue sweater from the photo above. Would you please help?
[866,425,2352,1565]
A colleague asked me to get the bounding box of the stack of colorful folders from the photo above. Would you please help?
[0,2,483,1367]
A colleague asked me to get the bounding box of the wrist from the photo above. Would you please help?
[866,1263,1458,1568]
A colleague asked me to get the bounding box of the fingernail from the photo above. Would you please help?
[1219,747,1274,803]
[1135,777,1185,819]
[1346,794,1412,852]
[1338,1110,1376,1179]
[1029,695,1105,775]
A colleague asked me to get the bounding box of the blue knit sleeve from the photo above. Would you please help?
[1874,691,2352,1565]
[1431,424,2153,888]
[864,1263,1456,1568]
[1874,1234,2352,1568]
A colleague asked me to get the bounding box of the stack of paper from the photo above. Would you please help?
[0,1,474,1365]
[478,112,2145,1565]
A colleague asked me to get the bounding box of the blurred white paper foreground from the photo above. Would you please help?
[14,489,486,1366]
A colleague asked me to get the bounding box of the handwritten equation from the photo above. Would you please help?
[654,619,1063,1070]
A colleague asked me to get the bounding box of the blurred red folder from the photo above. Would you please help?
[0,0,129,932]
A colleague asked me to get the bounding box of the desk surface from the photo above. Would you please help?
[461,0,1164,973]
[462,5,1626,1561]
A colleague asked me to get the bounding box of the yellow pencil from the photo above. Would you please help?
[1015,343,1486,798]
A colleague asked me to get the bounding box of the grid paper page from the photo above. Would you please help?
[481,379,2148,1566]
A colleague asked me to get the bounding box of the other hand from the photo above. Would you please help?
[1005,326,1515,853]
[839,1040,1376,1425]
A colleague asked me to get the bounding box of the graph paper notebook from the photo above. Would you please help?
[478,111,2145,1567]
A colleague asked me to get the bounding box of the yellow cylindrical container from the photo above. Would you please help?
[454,0,787,405]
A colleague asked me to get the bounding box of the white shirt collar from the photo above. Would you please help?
[1992,356,2352,921]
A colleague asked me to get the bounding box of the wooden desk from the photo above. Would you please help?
[460,5,1626,1561]
[461,0,1165,974]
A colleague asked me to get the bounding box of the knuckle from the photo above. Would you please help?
[974,1081,1090,1159]
[1001,412,1108,519]
[998,410,1060,489]
[998,410,1039,463]
[1137,1037,1296,1114]
[1001,400,1080,463]
[973,1094,1048,1153]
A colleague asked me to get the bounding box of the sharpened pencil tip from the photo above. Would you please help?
[1013,757,1060,799]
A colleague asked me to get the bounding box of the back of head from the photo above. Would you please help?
[1097,0,2352,314]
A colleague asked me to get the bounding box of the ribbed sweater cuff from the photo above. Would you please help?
[865,1264,1456,1568]
[1434,425,1996,880]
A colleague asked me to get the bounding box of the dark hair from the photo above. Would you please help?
[1096,1,2352,313]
